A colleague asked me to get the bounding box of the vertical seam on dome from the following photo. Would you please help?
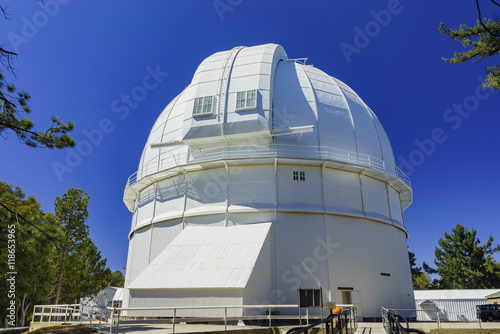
[365,106,387,167]
[219,46,245,136]
[295,64,320,147]
[270,45,288,133]
[154,91,185,174]
[328,76,361,159]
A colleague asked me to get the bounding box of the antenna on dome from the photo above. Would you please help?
[290,58,308,65]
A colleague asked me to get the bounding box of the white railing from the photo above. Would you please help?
[126,144,410,189]
[33,303,358,334]
[32,304,111,332]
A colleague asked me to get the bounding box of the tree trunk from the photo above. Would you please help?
[18,292,29,327]
[53,246,68,305]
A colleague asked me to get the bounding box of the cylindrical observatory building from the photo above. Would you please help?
[122,43,414,319]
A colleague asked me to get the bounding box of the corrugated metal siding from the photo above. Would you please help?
[81,286,120,307]
[416,298,484,321]
[414,290,500,321]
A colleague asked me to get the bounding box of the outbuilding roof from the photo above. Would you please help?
[414,289,500,300]
[486,291,500,299]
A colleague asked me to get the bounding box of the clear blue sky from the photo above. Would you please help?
[1,0,499,274]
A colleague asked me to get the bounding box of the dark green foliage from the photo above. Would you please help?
[107,270,125,288]
[439,3,500,90]
[409,251,437,290]
[0,182,56,326]
[409,251,423,281]
[433,224,500,289]
[0,184,121,325]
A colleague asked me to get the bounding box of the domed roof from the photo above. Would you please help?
[125,43,410,210]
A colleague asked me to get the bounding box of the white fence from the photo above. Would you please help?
[33,303,357,334]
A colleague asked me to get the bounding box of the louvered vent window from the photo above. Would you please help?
[293,171,306,181]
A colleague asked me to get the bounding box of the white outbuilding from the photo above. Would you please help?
[414,289,500,321]
[122,43,414,320]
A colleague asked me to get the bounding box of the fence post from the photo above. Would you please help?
[99,308,102,332]
[109,308,115,334]
[90,306,93,326]
[115,310,121,334]
[64,306,67,323]
[172,308,176,334]
[436,309,440,328]
[268,306,272,327]
[40,307,44,323]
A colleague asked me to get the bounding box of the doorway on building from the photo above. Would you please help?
[341,290,352,304]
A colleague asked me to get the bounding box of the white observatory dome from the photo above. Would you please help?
[123,44,414,320]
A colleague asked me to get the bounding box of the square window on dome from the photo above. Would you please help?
[235,90,257,111]
[193,96,215,116]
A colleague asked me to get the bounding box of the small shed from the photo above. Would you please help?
[82,286,124,308]
[486,291,500,305]
[414,289,500,321]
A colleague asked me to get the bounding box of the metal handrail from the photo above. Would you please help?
[382,307,426,334]
[126,144,410,189]
[286,308,357,334]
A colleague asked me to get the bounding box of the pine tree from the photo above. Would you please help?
[0,182,57,326]
[51,189,90,305]
[434,224,500,289]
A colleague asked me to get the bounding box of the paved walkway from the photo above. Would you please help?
[31,320,500,334]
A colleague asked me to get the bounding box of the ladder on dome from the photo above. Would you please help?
[216,46,243,122]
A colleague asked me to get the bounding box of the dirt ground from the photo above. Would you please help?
[428,329,500,334]
[26,325,98,334]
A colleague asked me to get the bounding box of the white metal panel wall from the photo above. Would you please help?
[127,289,244,317]
[124,238,135,288]
[276,165,323,211]
[392,227,415,309]
[275,213,331,306]
[323,169,363,216]
[324,215,369,318]
[228,165,276,210]
[184,213,226,226]
[127,226,152,286]
[361,176,391,222]
[185,168,227,215]
[153,175,185,223]
[149,220,184,263]
[388,186,404,226]
[323,216,414,317]
[135,185,155,229]
[243,226,272,310]
[227,212,276,225]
